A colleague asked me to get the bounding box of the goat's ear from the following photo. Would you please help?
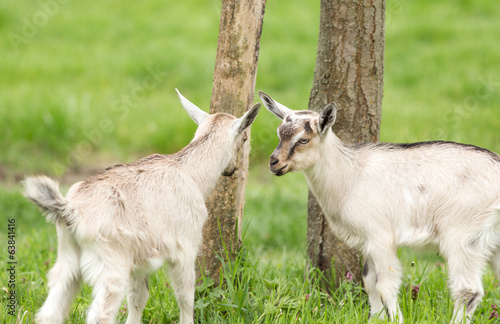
[175,88,209,125]
[318,103,337,135]
[258,91,293,120]
[233,103,261,135]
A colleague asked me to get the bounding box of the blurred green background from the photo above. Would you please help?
[1,0,498,179]
[1,0,500,322]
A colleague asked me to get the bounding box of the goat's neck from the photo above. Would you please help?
[176,134,232,198]
[303,132,358,214]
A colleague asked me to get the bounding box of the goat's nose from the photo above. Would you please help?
[270,156,279,167]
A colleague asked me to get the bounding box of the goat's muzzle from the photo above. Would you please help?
[269,156,288,176]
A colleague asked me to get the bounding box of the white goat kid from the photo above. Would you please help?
[23,90,260,324]
[259,91,500,324]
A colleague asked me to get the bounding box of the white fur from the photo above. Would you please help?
[260,91,500,324]
[24,91,260,324]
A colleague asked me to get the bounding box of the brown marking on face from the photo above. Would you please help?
[270,114,320,176]
[304,120,313,134]
[278,123,298,141]
[278,116,317,143]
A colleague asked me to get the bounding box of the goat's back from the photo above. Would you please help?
[65,154,206,246]
[320,140,500,249]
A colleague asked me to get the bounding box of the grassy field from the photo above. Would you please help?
[1,0,500,322]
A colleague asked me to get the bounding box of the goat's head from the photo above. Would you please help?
[259,91,337,176]
[176,89,260,176]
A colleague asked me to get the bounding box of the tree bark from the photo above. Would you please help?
[197,0,266,282]
[308,0,385,287]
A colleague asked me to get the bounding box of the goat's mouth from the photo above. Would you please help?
[270,164,289,176]
[222,167,237,177]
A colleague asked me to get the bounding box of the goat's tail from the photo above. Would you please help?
[23,176,77,228]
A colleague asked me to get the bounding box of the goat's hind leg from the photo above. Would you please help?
[86,256,130,324]
[36,225,81,324]
[168,254,196,324]
[125,274,149,324]
[446,245,486,324]
[490,242,500,280]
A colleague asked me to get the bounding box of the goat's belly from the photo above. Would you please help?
[324,217,365,249]
[147,257,165,272]
[133,257,165,274]
[396,225,438,248]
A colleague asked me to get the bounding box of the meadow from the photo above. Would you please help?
[1,0,500,322]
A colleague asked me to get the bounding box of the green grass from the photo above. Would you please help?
[382,0,500,150]
[1,0,499,176]
[2,0,500,323]
[2,176,500,323]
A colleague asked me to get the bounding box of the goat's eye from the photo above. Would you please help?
[299,138,309,144]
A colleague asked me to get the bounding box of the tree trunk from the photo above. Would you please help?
[307,0,385,287]
[197,0,266,282]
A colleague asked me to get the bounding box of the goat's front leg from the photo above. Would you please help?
[367,244,403,323]
[362,257,384,320]
[168,254,196,324]
[36,225,81,324]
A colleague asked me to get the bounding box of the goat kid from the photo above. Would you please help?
[23,90,260,324]
[259,91,500,324]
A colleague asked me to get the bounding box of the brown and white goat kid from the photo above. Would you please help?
[259,91,500,323]
[23,90,260,324]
